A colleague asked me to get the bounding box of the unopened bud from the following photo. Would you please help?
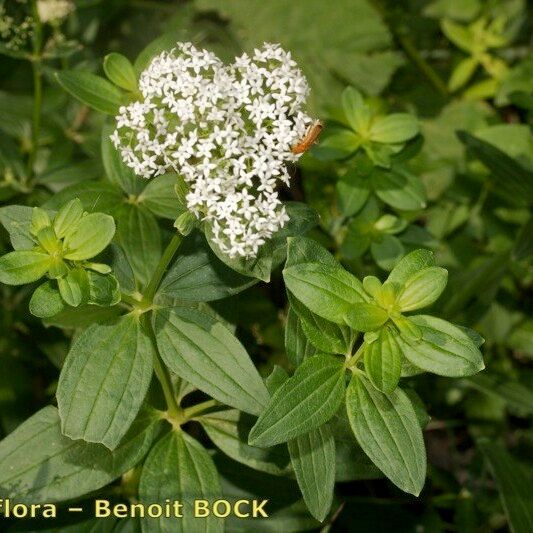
[174,211,197,236]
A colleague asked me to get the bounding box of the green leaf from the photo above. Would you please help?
[0,406,161,503]
[38,159,103,192]
[43,180,124,214]
[334,426,382,481]
[288,425,336,522]
[157,231,254,304]
[102,123,146,195]
[397,315,484,377]
[315,128,361,160]
[0,205,40,250]
[283,262,368,323]
[265,365,290,394]
[53,198,84,239]
[402,357,424,378]
[442,252,509,318]
[392,314,423,342]
[285,305,316,367]
[154,307,270,416]
[201,409,291,477]
[375,214,407,235]
[29,281,66,318]
[36,226,60,255]
[449,56,479,91]
[513,216,533,261]
[199,0,401,109]
[346,374,426,495]
[459,325,485,348]
[405,388,431,429]
[363,275,383,298]
[134,26,196,74]
[371,234,405,271]
[115,204,162,287]
[373,168,427,211]
[344,302,389,332]
[86,263,112,275]
[341,195,379,259]
[441,18,474,52]
[0,250,51,285]
[44,305,122,329]
[457,131,533,206]
[249,354,346,446]
[397,267,448,311]
[365,142,396,167]
[476,124,532,161]
[387,249,436,287]
[270,202,319,268]
[139,430,223,533]
[341,228,372,260]
[30,207,52,236]
[103,53,138,92]
[465,373,533,416]
[138,173,184,220]
[424,0,480,21]
[88,271,121,306]
[478,440,533,533]
[337,170,371,217]
[205,203,316,280]
[370,114,419,144]
[364,325,402,393]
[109,243,136,295]
[285,236,338,268]
[57,315,154,449]
[288,292,352,355]
[341,86,372,133]
[58,267,90,307]
[55,71,124,115]
[63,213,116,261]
[204,222,273,282]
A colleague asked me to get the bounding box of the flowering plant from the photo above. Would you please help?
[0,1,530,531]
[112,42,312,259]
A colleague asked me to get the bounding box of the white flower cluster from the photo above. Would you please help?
[0,6,33,51]
[37,0,74,23]
[111,42,313,258]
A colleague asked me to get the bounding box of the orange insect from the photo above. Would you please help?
[291,120,323,154]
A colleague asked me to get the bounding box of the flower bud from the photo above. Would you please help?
[174,211,198,236]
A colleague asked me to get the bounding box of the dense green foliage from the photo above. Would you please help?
[0,0,531,531]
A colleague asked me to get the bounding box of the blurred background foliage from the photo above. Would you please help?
[0,0,531,531]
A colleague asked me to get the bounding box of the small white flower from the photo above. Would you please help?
[37,0,74,23]
[112,42,314,258]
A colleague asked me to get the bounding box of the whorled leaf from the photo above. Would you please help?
[249,354,346,447]
[346,373,426,495]
[154,306,270,416]
[57,315,154,449]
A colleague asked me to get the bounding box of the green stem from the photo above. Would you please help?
[28,0,44,180]
[143,232,183,303]
[473,181,490,214]
[139,234,185,424]
[144,317,182,421]
[121,292,141,307]
[395,33,449,97]
[183,399,221,421]
[371,0,449,98]
[346,342,365,368]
